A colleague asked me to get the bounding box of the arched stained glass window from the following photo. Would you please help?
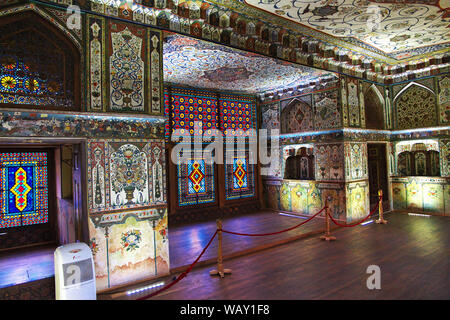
[0,12,80,110]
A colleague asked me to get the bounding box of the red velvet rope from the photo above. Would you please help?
[327,196,382,227]
[136,229,218,300]
[221,206,327,237]
[134,198,378,299]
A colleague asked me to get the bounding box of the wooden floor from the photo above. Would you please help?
[168,210,329,271]
[117,212,449,300]
[0,244,56,289]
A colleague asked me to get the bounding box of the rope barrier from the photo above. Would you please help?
[221,206,328,237]
[136,193,385,299]
[136,229,218,300]
[327,196,382,228]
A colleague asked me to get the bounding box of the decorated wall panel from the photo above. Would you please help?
[437,74,449,124]
[347,77,361,128]
[87,139,166,214]
[85,17,163,114]
[440,139,450,177]
[260,102,280,131]
[0,110,166,139]
[391,177,449,214]
[346,181,370,222]
[108,21,146,112]
[394,83,437,130]
[314,143,344,181]
[280,95,313,133]
[344,142,368,181]
[313,89,341,130]
[87,15,107,111]
[264,179,345,220]
[88,207,169,291]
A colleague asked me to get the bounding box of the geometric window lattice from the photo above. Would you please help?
[0,152,49,229]
[177,155,215,206]
[165,87,219,141]
[225,152,255,200]
[219,95,256,139]
[0,17,77,108]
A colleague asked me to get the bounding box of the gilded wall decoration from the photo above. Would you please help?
[440,139,450,177]
[347,78,360,127]
[395,83,437,129]
[391,177,449,214]
[87,15,107,111]
[0,110,166,139]
[260,102,280,131]
[264,179,346,220]
[437,75,449,124]
[345,142,368,181]
[280,95,314,133]
[87,139,166,214]
[314,143,344,181]
[346,181,369,222]
[340,77,349,127]
[109,22,146,112]
[313,89,341,130]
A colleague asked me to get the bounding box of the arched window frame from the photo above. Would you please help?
[0,11,81,111]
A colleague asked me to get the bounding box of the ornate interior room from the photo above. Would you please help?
[0,0,448,301]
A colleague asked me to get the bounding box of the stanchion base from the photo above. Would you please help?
[375,219,388,224]
[209,269,232,278]
[320,235,336,241]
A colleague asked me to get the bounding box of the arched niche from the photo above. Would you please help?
[280,98,313,134]
[283,146,314,180]
[396,142,441,177]
[0,11,81,110]
[364,84,384,130]
[394,82,437,130]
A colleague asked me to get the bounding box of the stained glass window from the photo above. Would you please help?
[0,15,77,108]
[219,94,256,139]
[225,151,255,200]
[177,153,215,206]
[165,87,218,141]
[0,152,49,229]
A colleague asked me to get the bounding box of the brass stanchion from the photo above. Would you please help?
[210,219,232,278]
[376,189,388,224]
[320,199,336,241]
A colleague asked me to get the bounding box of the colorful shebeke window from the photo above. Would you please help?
[225,151,255,200]
[164,87,218,141]
[177,154,215,206]
[219,94,256,139]
[0,17,76,108]
[0,152,49,229]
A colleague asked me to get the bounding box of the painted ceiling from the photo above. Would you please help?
[243,0,449,55]
[163,33,334,94]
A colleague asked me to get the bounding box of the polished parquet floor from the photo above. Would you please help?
[123,212,449,300]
